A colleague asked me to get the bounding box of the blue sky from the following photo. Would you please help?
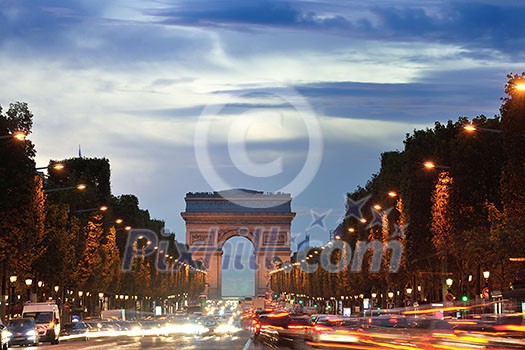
[1,1,522,271]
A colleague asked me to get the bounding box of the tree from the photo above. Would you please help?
[33,203,82,289]
[499,73,525,259]
[0,102,44,286]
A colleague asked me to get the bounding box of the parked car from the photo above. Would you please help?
[0,321,11,350]
[7,317,39,346]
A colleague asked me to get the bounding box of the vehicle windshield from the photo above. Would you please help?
[22,311,53,323]
[8,318,34,328]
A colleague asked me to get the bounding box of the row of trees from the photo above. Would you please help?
[271,73,525,306]
[0,102,205,319]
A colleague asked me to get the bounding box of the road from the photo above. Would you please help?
[8,331,302,350]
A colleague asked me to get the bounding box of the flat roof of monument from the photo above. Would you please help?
[183,189,293,213]
[185,189,292,199]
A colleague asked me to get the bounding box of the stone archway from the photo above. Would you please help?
[181,189,295,299]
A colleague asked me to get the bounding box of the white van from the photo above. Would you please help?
[22,302,60,344]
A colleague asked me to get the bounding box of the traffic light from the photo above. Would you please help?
[461,294,468,302]
[298,299,303,304]
[273,293,278,300]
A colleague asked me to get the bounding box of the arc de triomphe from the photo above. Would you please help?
[181,189,295,299]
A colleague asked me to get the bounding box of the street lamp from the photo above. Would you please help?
[36,163,65,171]
[446,278,453,288]
[44,183,87,194]
[0,131,26,141]
[423,161,450,170]
[483,270,490,280]
[37,281,43,302]
[73,205,109,214]
[9,276,17,318]
[463,124,502,134]
[25,279,32,302]
[406,286,413,296]
[98,293,104,311]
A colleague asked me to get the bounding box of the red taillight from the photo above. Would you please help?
[255,322,261,330]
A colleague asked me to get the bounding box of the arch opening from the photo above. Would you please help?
[221,236,255,297]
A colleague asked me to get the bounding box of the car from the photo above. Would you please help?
[199,317,218,333]
[59,321,90,341]
[0,321,11,350]
[252,311,311,347]
[307,315,362,345]
[7,317,39,346]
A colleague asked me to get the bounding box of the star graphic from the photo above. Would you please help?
[308,209,331,231]
[339,194,371,222]
[367,206,393,229]
[290,232,300,245]
[390,224,408,239]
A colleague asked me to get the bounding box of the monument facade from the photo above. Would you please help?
[181,189,295,299]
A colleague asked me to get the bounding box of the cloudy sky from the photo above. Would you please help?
[1,0,523,294]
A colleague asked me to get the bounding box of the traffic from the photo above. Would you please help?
[2,295,525,349]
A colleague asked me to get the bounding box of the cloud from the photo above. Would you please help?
[147,0,525,58]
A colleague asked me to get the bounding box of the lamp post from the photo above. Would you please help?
[483,270,490,296]
[98,293,104,312]
[25,279,32,302]
[9,276,17,319]
[405,286,413,304]
[37,281,43,302]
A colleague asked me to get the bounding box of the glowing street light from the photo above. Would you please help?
[0,131,26,141]
[388,191,398,198]
[36,163,65,171]
[514,82,525,91]
[44,183,87,194]
[463,123,502,134]
[115,218,123,224]
[348,227,355,233]
[373,204,382,210]
[73,205,108,214]
[423,161,450,170]
[446,278,453,288]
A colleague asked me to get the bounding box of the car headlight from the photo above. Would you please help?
[26,330,36,336]
[5,331,12,338]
